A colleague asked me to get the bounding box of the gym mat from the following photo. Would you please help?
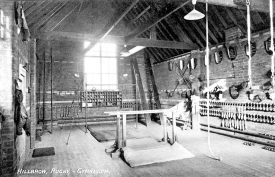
[32,147,55,158]
[122,138,194,167]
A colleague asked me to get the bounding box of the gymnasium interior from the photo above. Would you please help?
[0,0,274,176]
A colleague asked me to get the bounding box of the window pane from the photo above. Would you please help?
[101,58,117,73]
[101,43,117,57]
[108,74,117,85]
[86,74,100,85]
[102,74,110,85]
[84,57,100,73]
[85,43,100,56]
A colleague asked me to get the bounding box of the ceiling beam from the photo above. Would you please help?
[38,31,197,50]
[31,2,65,30]
[24,1,45,17]
[197,0,272,13]
[210,5,228,29]
[83,0,140,54]
[131,5,150,23]
[13,0,275,13]
[49,3,78,31]
[172,13,204,48]
[224,7,246,34]
[125,0,191,42]
[130,38,197,50]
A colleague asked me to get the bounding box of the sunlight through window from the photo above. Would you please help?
[84,42,118,91]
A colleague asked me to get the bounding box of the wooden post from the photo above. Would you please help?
[122,114,127,147]
[144,50,161,109]
[116,114,121,149]
[172,112,176,143]
[131,57,150,125]
[29,39,37,148]
[50,46,53,133]
[162,113,167,142]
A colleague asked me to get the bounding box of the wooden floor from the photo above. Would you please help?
[18,122,275,177]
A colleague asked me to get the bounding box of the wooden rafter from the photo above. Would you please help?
[26,1,53,24]
[131,5,150,23]
[49,3,79,31]
[197,0,273,13]
[164,18,195,47]
[224,7,246,34]
[155,25,177,56]
[125,0,191,42]
[239,9,255,31]
[197,4,223,39]
[83,0,140,54]
[172,13,204,48]
[31,2,65,31]
[24,1,45,17]
[146,48,160,62]
[179,8,207,44]
[158,22,181,55]
[210,5,228,29]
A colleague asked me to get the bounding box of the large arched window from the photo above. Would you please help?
[84,42,118,90]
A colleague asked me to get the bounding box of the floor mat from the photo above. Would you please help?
[32,147,55,158]
[122,139,194,167]
[87,126,148,142]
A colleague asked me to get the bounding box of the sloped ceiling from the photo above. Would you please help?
[22,0,271,63]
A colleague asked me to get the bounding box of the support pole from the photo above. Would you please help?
[270,0,275,87]
[85,84,88,133]
[43,49,46,130]
[122,114,127,147]
[116,114,121,149]
[162,113,167,142]
[50,47,53,133]
[172,112,176,144]
[247,0,252,88]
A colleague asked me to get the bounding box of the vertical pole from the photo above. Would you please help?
[162,113,167,142]
[206,0,211,148]
[85,83,87,133]
[116,114,121,149]
[122,114,127,147]
[270,0,275,86]
[50,46,53,133]
[43,49,46,130]
[135,74,138,128]
[247,0,252,88]
[172,112,176,144]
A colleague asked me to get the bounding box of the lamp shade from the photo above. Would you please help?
[184,8,205,20]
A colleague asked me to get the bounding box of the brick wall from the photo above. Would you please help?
[0,2,16,176]
[0,2,35,176]
[152,29,275,135]
[35,40,137,124]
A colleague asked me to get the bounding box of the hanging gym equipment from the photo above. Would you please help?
[225,44,238,61]
[214,49,223,64]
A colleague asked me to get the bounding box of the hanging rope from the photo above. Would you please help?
[270,0,275,87]
[247,0,252,88]
[206,0,221,161]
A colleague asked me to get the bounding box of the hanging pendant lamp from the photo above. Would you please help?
[184,0,205,20]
